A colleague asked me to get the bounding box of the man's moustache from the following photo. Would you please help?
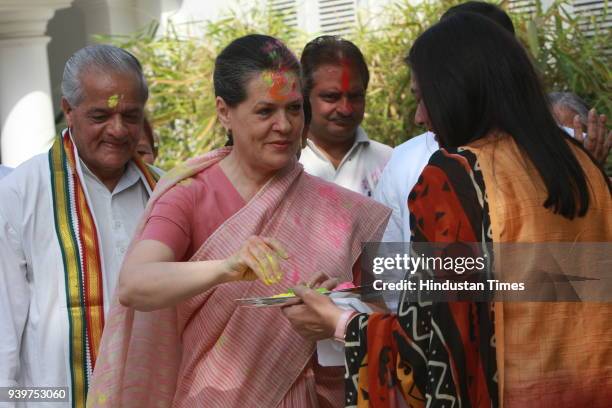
[329,117,354,124]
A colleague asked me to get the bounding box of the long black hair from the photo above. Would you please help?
[441,1,515,34]
[407,13,605,219]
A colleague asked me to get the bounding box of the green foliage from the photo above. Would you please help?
[104,0,610,170]
[512,0,611,116]
[352,0,464,147]
[100,3,306,170]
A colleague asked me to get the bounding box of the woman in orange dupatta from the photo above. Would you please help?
[283,13,612,408]
[86,34,390,408]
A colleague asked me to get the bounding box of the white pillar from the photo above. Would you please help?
[0,37,56,167]
[0,1,72,167]
[75,0,152,40]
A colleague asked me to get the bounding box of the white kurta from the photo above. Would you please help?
[373,131,438,243]
[300,127,393,197]
[0,153,150,408]
[0,165,12,180]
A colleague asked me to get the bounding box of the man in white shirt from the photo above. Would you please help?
[0,45,158,408]
[0,164,12,179]
[299,36,392,197]
[374,131,438,242]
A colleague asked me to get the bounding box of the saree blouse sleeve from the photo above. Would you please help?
[344,148,497,408]
[140,181,194,261]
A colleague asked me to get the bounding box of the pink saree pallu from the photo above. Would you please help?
[87,148,391,408]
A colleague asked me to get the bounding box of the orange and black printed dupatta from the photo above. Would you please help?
[344,148,497,408]
[49,130,158,408]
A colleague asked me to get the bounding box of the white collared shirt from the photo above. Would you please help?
[0,165,12,180]
[0,154,149,407]
[300,127,392,196]
[373,131,438,243]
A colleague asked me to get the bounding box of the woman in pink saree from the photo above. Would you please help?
[86,34,390,407]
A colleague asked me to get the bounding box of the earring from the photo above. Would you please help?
[225,129,234,147]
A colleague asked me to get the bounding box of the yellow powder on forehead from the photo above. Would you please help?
[107,94,121,109]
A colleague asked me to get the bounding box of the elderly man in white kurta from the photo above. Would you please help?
[0,45,158,408]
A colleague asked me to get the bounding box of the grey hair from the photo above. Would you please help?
[61,44,148,106]
[548,91,589,125]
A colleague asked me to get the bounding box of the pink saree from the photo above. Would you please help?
[87,147,391,407]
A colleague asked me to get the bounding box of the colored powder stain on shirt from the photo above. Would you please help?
[178,178,193,187]
[215,335,226,349]
[288,265,300,284]
[96,392,108,405]
[317,184,339,201]
[165,162,194,181]
[331,218,351,233]
[293,214,302,227]
[323,217,352,250]
[341,200,355,210]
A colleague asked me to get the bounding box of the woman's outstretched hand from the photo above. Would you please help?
[223,236,289,285]
[281,285,344,341]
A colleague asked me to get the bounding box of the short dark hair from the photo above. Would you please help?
[407,12,603,219]
[441,1,515,34]
[214,34,300,107]
[300,35,370,102]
